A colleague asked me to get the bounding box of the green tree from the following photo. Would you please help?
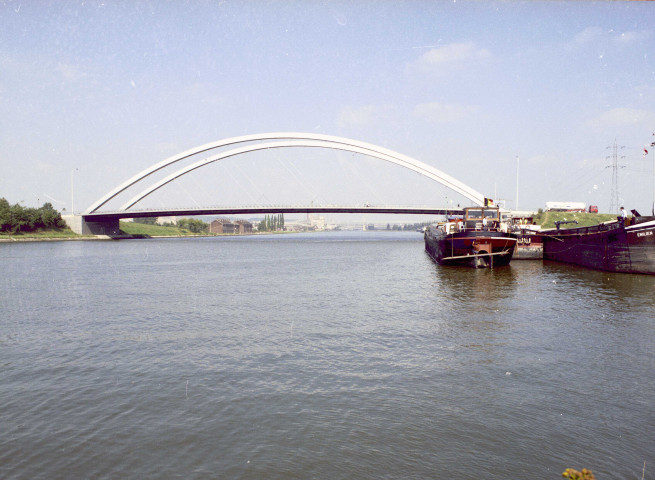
[0,199,67,233]
[39,202,65,229]
[133,217,158,225]
[25,207,42,230]
[0,198,12,232]
[176,218,208,233]
[9,204,29,232]
[256,214,284,232]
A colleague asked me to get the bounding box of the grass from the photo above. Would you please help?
[1,223,209,240]
[533,211,618,230]
[0,228,92,239]
[118,221,287,237]
[118,221,208,237]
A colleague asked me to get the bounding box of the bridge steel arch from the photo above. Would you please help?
[85,133,485,214]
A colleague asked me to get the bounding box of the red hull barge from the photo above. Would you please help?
[424,206,517,268]
[541,217,655,274]
[513,232,543,259]
[508,215,543,259]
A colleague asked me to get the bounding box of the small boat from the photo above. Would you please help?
[424,206,517,268]
[541,211,655,274]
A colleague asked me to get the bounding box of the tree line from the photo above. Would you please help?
[258,214,284,232]
[0,198,66,233]
[134,214,285,233]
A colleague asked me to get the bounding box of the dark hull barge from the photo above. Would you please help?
[541,216,655,274]
[424,206,517,268]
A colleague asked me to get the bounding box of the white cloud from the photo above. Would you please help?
[331,7,347,26]
[587,107,655,128]
[616,30,653,45]
[181,82,226,106]
[570,26,652,49]
[527,154,559,167]
[337,104,390,128]
[36,161,57,174]
[409,42,492,74]
[572,26,604,46]
[56,62,87,81]
[413,102,476,123]
[0,50,89,85]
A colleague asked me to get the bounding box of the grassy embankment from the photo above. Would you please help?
[119,222,297,237]
[533,211,618,230]
[0,222,208,240]
[0,228,94,240]
[118,221,205,237]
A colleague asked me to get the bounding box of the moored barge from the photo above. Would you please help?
[509,215,543,259]
[424,206,517,268]
[541,214,655,274]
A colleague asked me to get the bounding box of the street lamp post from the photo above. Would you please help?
[652,146,655,216]
[71,168,78,214]
[515,155,519,211]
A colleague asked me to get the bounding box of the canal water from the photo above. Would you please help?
[1,231,654,479]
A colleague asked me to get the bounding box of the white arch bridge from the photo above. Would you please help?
[68,132,488,235]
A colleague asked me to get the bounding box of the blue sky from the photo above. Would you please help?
[2,1,655,218]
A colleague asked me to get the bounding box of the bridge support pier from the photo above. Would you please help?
[63,215,121,236]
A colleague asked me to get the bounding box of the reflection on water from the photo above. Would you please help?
[543,259,655,308]
[1,233,654,480]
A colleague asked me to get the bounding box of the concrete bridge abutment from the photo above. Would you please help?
[63,215,120,236]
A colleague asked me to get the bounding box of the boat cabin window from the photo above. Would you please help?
[465,208,500,221]
[511,217,534,225]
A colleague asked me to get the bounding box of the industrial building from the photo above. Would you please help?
[209,218,253,234]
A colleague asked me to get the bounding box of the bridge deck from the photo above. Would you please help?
[83,206,465,221]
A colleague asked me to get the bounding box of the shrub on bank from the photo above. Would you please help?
[0,198,67,233]
[562,467,595,479]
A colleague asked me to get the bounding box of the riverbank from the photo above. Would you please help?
[0,229,98,242]
[0,221,293,242]
[1,212,623,242]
